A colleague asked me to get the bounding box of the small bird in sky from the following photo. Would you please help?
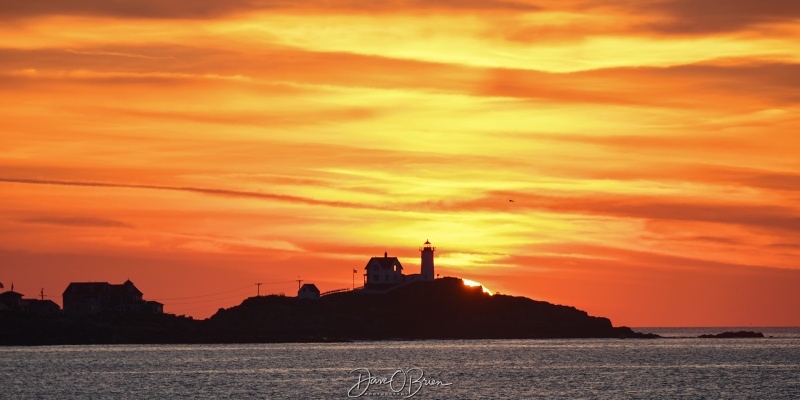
[508,199,515,203]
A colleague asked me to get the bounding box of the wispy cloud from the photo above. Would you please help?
[637,0,800,34]
[0,0,540,20]
[1,0,798,325]
[0,177,379,210]
[19,216,133,228]
[434,191,800,234]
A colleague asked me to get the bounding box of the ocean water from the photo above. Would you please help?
[1,332,799,399]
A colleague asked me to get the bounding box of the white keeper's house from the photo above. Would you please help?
[363,240,436,290]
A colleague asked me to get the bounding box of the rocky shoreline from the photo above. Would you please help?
[0,277,658,345]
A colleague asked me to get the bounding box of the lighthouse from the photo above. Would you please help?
[420,239,435,281]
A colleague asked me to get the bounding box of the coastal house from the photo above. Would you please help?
[25,299,61,316]
[298,283,320,299]
[62,279,163,316]
[364,252,405,290]
[0,290,61,316]
[363,240,436,290]
[0,290,23,310]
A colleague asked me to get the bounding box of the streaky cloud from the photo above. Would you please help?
[0,177,380,210]
[19,216,133,228]
[0,0,540,20]
[428,190,800,234]
[638,0,800,34]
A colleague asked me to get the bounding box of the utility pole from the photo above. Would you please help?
[40,288,44,301]
[255,283,262,296]
[296,277,303,291]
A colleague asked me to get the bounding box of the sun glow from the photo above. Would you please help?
[462,279,493,295]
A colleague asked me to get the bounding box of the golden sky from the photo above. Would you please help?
[2,0,799,326]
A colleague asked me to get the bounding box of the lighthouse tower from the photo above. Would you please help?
[420,239,435,281]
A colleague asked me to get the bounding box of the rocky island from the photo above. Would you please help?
[698,331,764,338]
[207,277,655,341]
[0,277,656,345]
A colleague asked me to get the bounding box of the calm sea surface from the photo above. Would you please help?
[2,328,799,399]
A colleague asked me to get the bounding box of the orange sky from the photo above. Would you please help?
[1,0,799,326]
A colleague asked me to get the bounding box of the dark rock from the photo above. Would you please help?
[698,331,764,338]
[206,277,659,341]
[1,278,659,345]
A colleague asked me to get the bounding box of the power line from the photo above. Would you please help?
[164,293,257,306]
[169,291,288,312]
[150,285,252,301]
[161,285,295,306]
[151,281,294,301]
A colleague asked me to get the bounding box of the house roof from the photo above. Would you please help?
[119,280,143,296]
[300,283,319,293]
[0,291,28,309]
[0,291,24,299]
[64,282,109,296]
[63,281,143,296]
[24,299,60,308]
[364,257,403,270]
[67,282,105,289]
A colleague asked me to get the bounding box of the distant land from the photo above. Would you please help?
[698,331,765,339]
[0,278,658,345]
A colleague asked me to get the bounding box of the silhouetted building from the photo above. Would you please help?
[420,240,435,281]
[363,240,436,290]
[298,283,320,299]
[0,290,62,316]
[62,280,163,316]
[0,291,24,311]
[364,252,405,290]
[25,299,61,316]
